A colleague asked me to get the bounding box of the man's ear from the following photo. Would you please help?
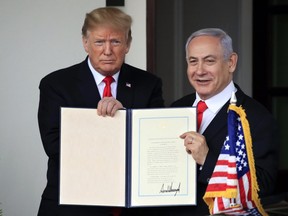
[228,52,238,73]
[125,37,132,54]
[82,36,89,53]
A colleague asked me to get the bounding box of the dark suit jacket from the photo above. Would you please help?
[168,84,279,215]
[37,58,164,216]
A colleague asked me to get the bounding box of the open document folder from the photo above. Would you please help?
[60,107,197,207]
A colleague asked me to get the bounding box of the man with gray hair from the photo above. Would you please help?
[170,28,278,215]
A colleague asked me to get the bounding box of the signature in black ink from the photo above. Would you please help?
[160,182,181,196]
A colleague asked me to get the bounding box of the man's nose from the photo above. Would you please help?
[103,42,112,55]
[196,62,205,74]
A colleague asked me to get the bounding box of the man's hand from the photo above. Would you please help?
[180,131,209,165]
[97,97,124,117]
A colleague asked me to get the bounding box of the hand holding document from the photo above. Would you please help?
[60,107,197,207]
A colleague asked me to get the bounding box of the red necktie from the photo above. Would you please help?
[103,76,114,97]
[197,100,208,131]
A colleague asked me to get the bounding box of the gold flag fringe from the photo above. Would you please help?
[228,105,267,216]
[203,105,267,215]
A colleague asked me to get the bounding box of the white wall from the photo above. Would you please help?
[0,0,146,215]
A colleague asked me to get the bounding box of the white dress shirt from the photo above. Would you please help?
[193,81,237,134]
[88,58,120,98]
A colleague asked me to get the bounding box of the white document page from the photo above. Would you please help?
[130,108,197,207]
[60,108,126,206]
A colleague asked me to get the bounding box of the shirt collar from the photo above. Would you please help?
[87,58,120,85]
[194,81,237,114]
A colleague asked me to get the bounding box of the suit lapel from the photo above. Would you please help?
[116,64,134,108]
[203,100,229,150]
[75,61,136,108]
[178,93,228,145]
[202,85,246,151]
[77,59,101,108]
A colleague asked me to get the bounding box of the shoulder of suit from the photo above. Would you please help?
[235,86,272,117]
[121,63,160,79]
[170,93,195,107]
[41,60,86,82]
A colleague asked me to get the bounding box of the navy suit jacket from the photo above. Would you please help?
[168,84,279,215]
[37,58,164,215]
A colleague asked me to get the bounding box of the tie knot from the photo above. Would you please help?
[197,100,208,113]
[103,76,114,85]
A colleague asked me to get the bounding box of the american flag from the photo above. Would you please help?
[203,100,267,215]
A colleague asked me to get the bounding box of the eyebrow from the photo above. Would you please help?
[188,54,217,60]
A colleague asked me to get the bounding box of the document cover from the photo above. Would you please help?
[60,107,197,207]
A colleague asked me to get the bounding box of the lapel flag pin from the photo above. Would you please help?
[126,82,131,88]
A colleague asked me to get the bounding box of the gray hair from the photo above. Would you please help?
[185,28,233,60]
